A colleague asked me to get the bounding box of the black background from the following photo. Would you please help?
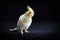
[0,0,60,40]
[1,0,59,22]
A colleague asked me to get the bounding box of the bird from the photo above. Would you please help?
[10,5,34,36]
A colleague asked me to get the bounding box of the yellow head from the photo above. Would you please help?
[25,5,34,18]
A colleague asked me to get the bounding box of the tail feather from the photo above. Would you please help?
[10,28,17,31]
[10,28,24,37]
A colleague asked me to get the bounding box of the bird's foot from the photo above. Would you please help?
[25,30,29,33]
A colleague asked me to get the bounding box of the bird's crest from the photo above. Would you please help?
[27,5,34,13]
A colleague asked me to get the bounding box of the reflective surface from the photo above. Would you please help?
[0,21,59,40]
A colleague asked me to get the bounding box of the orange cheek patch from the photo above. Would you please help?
[26,13,30,16]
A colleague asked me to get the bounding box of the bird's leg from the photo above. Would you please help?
[19,29,24,36]
[24,29,29,33]
[24,27,29,33]
[20,30,23,36]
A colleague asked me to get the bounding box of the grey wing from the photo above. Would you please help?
[16,19,24,30]
[17,20,22,29]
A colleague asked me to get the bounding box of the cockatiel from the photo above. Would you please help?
[10,5,34,36]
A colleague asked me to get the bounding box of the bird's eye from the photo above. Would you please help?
[29,12,31,13]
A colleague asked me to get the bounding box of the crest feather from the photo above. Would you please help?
[27,5,34,12]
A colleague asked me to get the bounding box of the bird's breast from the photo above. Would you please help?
[19,15,32,27]
[23,18,32,24]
